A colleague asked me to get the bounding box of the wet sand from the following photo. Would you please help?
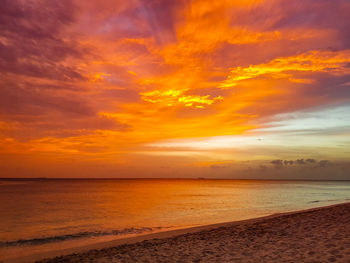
[14,202,350,262]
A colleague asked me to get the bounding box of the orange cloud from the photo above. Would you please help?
[220,50,350,88]
[141,89,223,108]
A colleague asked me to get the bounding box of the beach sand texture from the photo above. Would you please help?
[36,202,350,263]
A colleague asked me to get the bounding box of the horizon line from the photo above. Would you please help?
[1,177,350,182]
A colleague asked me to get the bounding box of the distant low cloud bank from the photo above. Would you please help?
[271,158,332,168]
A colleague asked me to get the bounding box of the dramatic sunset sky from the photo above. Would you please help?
[1,0,350,179]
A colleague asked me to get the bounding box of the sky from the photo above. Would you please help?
[0,0,350,179]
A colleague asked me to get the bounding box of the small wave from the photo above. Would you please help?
[0,227,163,247]
[308,199,343,204]
[308,200,320,203]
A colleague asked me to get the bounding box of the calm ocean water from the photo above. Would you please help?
[1,179,350,260]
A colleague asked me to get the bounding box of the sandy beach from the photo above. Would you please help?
[27,202,350,263]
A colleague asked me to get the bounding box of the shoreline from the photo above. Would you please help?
[6,201,350,263]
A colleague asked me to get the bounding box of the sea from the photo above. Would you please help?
[1,179,350,261]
